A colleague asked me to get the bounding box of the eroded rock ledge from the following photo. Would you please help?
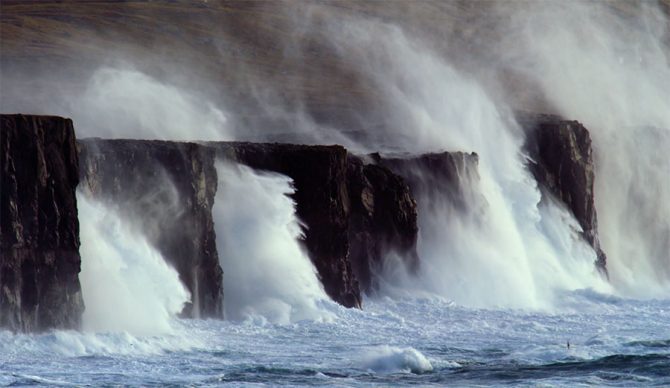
[1,114,84,332]
[78,139,224,318]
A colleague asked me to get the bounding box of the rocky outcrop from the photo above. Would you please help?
[211,142,362,308]
[1,114,84,332]
[78,139,223,318]
[346,155,419,293]
[520,113,608,275]
[377,152,480,209]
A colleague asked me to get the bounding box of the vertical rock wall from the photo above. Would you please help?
[377,151,481,212]
[78,139,223,318]
[346,155,419,293]
[212,142,362,308]
[520,113,608,275]
[1,114,84,332]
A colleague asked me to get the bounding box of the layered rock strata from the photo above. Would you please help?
[1,114,84,332]
[520,113,608,274]
[78,139,223,318]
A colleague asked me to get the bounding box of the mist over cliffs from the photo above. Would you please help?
[1,1,669,332]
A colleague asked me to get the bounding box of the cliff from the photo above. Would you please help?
[378,151,481,212]
[346,155,419,293]
[0,114,84,332]
[78,139,223,318]
[212,142,362,308]
[520,113,608,274]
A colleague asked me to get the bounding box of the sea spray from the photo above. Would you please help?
[213,162,334,323]
[323,16,609,308]
[77,191,191,335]
[498,1,670,297]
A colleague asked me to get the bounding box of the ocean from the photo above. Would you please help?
[2,292,669,387]
[2,2,669,386]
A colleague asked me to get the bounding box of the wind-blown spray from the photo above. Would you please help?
[499,1,670,296]
[213,162,334,323]
[322,16,610,308]
[78,191,190,335]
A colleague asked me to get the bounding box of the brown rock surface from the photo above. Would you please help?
[1,114,84,332]
[78,138,224,318]
[378,151,481,212]
[520,113,608,274]
[212,142,362,308]
[346,154,419,293]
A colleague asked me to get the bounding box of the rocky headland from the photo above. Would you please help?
[0,113,609,331]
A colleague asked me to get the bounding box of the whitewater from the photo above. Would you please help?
[2,294,669,386]
[2,1,669,386]
[2,161,668,386]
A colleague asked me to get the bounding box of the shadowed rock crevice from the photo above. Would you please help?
[78,139,223,318]
[1,114,84,332]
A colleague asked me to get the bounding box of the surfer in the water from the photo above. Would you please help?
[567,341,570,349]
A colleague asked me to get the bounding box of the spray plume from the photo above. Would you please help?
[496,1,670,297]
[214,162,334,323]
[78,192,190,334]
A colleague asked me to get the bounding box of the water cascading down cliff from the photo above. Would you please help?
[0,109,609,331]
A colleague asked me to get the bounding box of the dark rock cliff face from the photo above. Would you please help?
[78,139,223,318]
[211,142,362,308]
[346,155,419,293]
[378,151,481,212]
[520,113,608,275]
[0,114,84,332]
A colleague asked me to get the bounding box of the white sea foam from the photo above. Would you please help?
[322,16,609,309]
[214,162,335,324]
[0,326,200,358]
[360,345,433,374]
[77,192,191,335]
[498,2,670,297]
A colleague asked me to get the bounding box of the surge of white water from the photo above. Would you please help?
[77,192,191,335]
[325,18,610,308]
[502,2,670,297]
[360,345,433,374]
[4,292,669,386]
[213,162,334,323]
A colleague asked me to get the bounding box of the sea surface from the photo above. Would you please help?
[2,290,669,387]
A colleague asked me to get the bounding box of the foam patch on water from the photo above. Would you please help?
[360,345,433,374]
[0,325,202,358]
